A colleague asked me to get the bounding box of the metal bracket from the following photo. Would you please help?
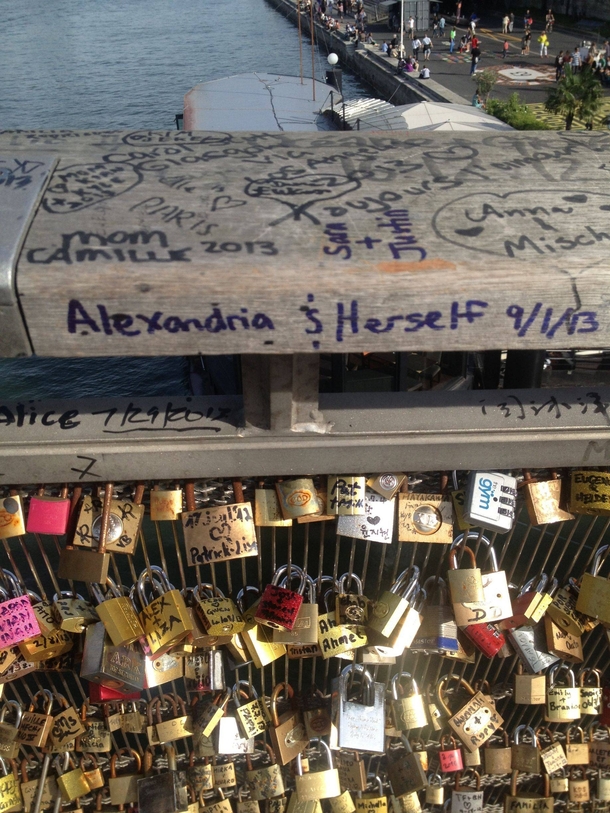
[0,153,57,357]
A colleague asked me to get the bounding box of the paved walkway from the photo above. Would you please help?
[351,6,610,117]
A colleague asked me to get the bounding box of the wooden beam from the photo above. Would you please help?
[1,129,609,357]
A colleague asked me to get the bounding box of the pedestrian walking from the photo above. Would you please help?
[538,32,549,57]
[555,50,564,80]
[572,47,581,72]
[432,14,439,37]
[439,16,445,35]
[509,12,514,32]
[422,32,432,59]
[408,15,415,38]
[450,25,456,52]
[502,39,509,58]
[412,36,421,60]
[502,15,509,34]
[470,45,480,74]
[545,9,555,32]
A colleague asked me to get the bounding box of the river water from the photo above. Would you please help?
[0,0,369,399]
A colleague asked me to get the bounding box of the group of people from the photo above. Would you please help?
[555,41,610,84]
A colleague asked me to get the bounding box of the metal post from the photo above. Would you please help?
[400,0,405,57]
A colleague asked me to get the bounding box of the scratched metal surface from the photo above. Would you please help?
[0,130,609,357]
[1,472,609,810]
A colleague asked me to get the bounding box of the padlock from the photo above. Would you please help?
[576,544,610,623]
[546,582,587,637]
[246,742,285,800]
[273,570,319,644]
[447,544,484,607]
[295,739,341,801]
[589,724,610,767]
[564,726,588,766]
[409,738,429,773]
[0,758,22,813]
[119,700,146,733]
[237,587,286,668]
[570,469,610,514]
[327,476,366,516]
[150,487,183,521]
[511,725,540,773]
[579,667,602,714]
[330,789,356,813]
[390,790,421,813]
[80,753,104,790]
[184,587,231,650]
[275,478,320,520]
[58,484,115,583]
[451,769,483,813]
[236,786,262,813]
[0,701,22,760]
[438,734,463,773]
[52,591,98,634]
[386,736,427,798]
[144,651,184,688]
[212,756,237,788]
[27,487,71,535]
[568,766,590,802]
[256,566,305,632]
[521,470,574,525]
[598,769,610,801]
[544,615,583,662]
[233,680,270,740]
[193,691,231,740]
[185,648,225,692]
[186,783,200,813]
[17,689,54,747]
[0,571,41,649]
[367,567,420,644]
[463,471,517,533]
[200,786,234,813]
[196,584,245,637]
[20,756,58,811]
[410,578,458,655]
[391,673,428,732]
[80,620,145,694]
[136,565,193,655]
[74,490,143,555]
[450,533,512,627]
[91,578,144,646]
[549,767,568,794]
[56,756,90,802]
[215,694,255,755]
[367,473,406,500]
[376,581,424,658]
[0,496,25,539]
[137,745,188,813]
[507,622,559,674]
[537,726,567,774]
[335,573,369,627]
[49,694,86,750]
[317,582,368,660]
[484,730,512,775]
[147,694,193,745]
[330,663,385,754]
[425,773,444,806]
[355,775,388,813]
[108,748,142,805]
[255,485,292,526]
[504,770,553,813]
[513,663,546,705]
[336,751,367,794]
[186,751,213,796]
[76,702,111,753]
[301,688,331,739]
[436,674,503,753]
[19,621,72,663]
[500,574,553,631]
[546,663,581,722]
[268,682,308,766]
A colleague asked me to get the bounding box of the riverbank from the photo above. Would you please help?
[263,0,468,105]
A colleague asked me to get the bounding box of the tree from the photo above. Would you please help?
[487,92,551,129]
[545,65,603,130]
[475,69,497,104]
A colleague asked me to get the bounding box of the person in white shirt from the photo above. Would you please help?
[408,15,415,38]
[419,66,430,78]
[412,36,422,60]
[422,33,432,60]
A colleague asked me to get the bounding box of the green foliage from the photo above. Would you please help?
[474,69,497,101]
[486,93,551,130]
[545,65,603,130]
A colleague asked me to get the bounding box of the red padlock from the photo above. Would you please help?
[255,567,304,631]
[439,734,463,773]
[462,621,506,657]
[88,683,141,703]
[26,487,71,535]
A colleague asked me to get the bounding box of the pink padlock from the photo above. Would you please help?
[0,571,41,648]
[26,489,71,535]
[439,734,464,773]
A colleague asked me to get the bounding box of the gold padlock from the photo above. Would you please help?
[521,470,574,525]
[295,739,341,801]
[505,769,553,813]
[108,748,141,806]
[268,682,308,767]
[245,743,285,800]
[136,566,193,656]
[91,578,144,646]
[56,757,91,802]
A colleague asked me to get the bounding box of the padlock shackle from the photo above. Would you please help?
[295,737,334,776]
[548,663,576,688]
[236,586,260,614]
[535,726,554,744]
[391,566,419,598]
[513,724,537,747]
[455,768,480,791]
[390,672,418,702]
[232,680,258,707]
[0,570,23,598]
[591,545,610,577]
[566,725,585,744]
[270,682,294,728]
[448,545,477,571]
[340,663,374,705]
[338,572,363,596]
[578,667,602,688]
[452,531,496,570]
[436,675,476,717]
[274,564,307,595]
[3,700,22,728]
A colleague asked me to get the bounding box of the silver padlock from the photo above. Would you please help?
[330,663,385,754]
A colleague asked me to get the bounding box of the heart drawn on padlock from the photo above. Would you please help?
[367,516,381,525]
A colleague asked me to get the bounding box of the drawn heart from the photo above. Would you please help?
[454,226,484,237]
[43,162,142,214]
[367,516,381,525]
[563,194,587,203]
[212,195,247,211]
